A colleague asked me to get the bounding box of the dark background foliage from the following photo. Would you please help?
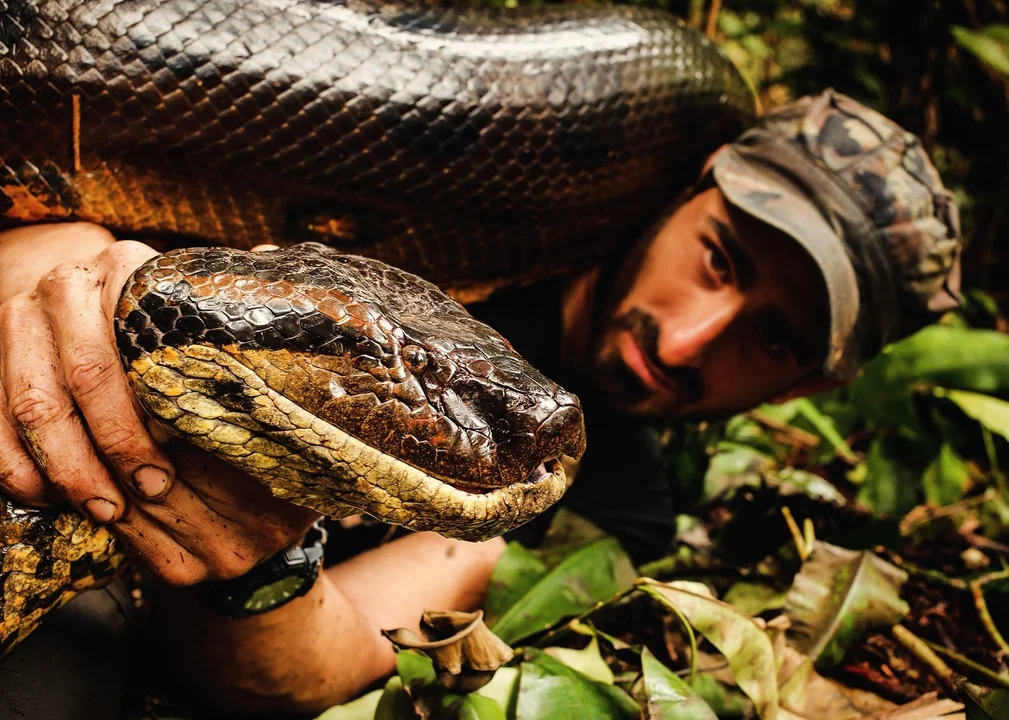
[663,0,1009,303]
[502,0,1009,304]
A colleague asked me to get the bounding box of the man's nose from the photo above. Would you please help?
[657,294,741,368]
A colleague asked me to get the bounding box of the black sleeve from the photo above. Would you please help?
[507,410,678,565]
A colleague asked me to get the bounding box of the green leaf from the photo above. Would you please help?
[718,10,747,38]
[316,689,384,720]
[856,434,926,517]
[485,544,549,626]
[792,398,858,463]
[490,538,636,645]
[534,509,613,569]
[516,649,639,719]
[922,443,971,507]
[375,676,417,720]
[398,650,438,691]
[703,445,774,502]
[784,542,909,670]
[475,668,520,717]
[456,695,507,720]
[937,388,1009,441]
[638,580,779,719]
[953,25,1009,76]
[722,582,788,617]
[544,632,614,685]
[774,467,848,505]
[850,326,1009,429]
[641,647,718,719]
[686,674,750,717]
[958,680,1009,719]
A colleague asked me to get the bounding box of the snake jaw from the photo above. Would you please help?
[114,246,585,538]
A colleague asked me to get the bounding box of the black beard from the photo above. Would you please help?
[585,187,706,419]
[593,308,705,418]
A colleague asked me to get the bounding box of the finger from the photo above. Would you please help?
[130,447,318,581]
[112,502,210,586]
[38,246,176,504]
[0,378,52,506]
[251,244,280,252]
[0,294,126,522]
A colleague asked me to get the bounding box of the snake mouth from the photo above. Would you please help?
[123,343,570,541]
[449,458,560,495]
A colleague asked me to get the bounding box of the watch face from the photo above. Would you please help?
[242,576,310,614]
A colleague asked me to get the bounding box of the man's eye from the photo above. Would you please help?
[758,313,792,363]
[703,239,731,283]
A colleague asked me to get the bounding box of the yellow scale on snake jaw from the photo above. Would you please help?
[129,343,568,538]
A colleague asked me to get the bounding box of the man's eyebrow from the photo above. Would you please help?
[708,218,757,290]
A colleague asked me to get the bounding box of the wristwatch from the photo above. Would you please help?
[198,519,328,619]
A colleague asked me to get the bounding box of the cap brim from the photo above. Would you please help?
[713,147,862,379]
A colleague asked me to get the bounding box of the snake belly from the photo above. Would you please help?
[0,0,755,655]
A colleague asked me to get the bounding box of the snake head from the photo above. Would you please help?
[114,244,585,541]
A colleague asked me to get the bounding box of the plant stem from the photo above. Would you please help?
[971,570,1009,660]
[922,638,1009,689]
[705,0,722,39]
[781,506,811,560]
[891,624,956,692]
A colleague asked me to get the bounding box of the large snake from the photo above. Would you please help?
[0,0,754,654]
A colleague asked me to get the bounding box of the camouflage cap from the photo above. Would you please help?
[712,89,962,379]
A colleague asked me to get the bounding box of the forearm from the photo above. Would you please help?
[148,532,506,717]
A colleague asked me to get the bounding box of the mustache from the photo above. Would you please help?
[612,308,705,406]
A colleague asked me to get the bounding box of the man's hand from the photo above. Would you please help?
[0,223,315,584]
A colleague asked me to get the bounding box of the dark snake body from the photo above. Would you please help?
[0,0,754,654]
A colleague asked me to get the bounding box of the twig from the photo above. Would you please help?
[921,637,1009,689]
[900,489,1001,536]
[962,532,1009,555]
[970,569,1009,660]
[891,624,956,692]
[704,0,722,39]
[749,410,821,449]
[72,94,81,172]
[886,556,968,590]
[781,506,811,560]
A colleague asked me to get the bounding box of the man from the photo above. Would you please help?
[0,90,961,717]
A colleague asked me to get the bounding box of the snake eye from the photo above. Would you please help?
[402,344,428,373]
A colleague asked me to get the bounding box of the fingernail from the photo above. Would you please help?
[85,498,119,524]
[134,466,170,499]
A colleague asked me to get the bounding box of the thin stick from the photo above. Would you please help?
[891,624,955,692]
[922,638,1009,688]
[970,569,1009,660]
[705,0,723,39]
[781,507,810,560]
[749,410,820,448]
[71,94,81,172]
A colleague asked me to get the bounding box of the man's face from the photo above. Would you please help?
[592,187,830,420]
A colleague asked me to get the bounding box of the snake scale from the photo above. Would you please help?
[0,0,754,654]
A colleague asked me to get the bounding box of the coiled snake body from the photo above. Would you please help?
[0,0,754,654]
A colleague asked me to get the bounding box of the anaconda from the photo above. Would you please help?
[0,0,755,654]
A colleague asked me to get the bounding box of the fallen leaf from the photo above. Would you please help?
[785,542,909,669]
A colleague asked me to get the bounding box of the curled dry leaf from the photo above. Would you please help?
[785,541,909,669]
[382,609,514,693]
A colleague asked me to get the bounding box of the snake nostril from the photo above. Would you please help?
[402,344,428,373]
[538,405,587,461]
